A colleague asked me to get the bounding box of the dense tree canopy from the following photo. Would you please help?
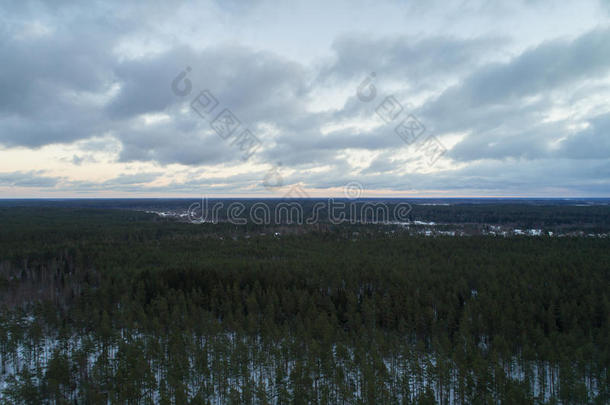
[0,208,608,404]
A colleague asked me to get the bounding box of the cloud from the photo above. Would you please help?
[420,28,610,162]
[431,28,610,111]
[0,171,60,187]
[318,34,506,86]
[0,0,609,196]
[558,113,610,159]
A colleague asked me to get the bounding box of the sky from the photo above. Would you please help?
[1,0,609,198]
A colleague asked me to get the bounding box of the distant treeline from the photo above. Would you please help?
[1,199,609,229]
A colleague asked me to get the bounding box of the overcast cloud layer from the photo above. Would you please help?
[1,0,609,197]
